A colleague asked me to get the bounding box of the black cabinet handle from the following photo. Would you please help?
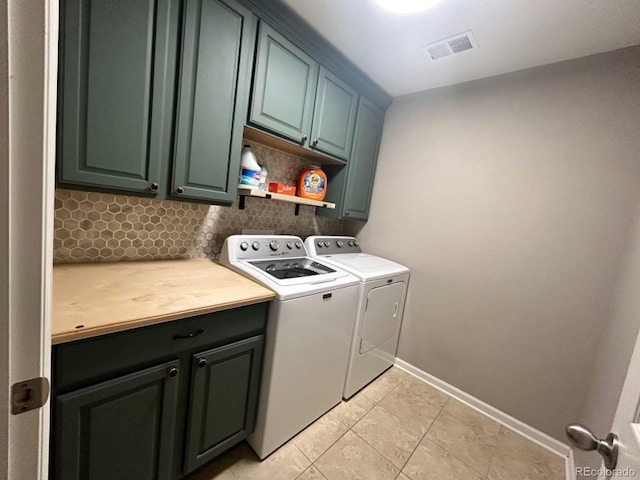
[149,182,159,192]
[173,328,204,340]
[168,367,178,378]
[197,358,207,368]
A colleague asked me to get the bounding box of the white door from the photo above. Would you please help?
[0,1,58,479]
[602,328,640,478]
[568,319,640,480]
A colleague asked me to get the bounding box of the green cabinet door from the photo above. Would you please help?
[342,96,385,221]
[310,67,358,161]
[172,0,257,203]
[250,22,319,146]
[54,360,180,480]
[184,335,264,473]
[58,0,179,194]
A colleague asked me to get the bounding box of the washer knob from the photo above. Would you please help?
[317,241,323,248]
[240,242,249,251]
[336,240,344,248]
[269,241,279,251]
[252,242,260,251]
[348,240,354,247]
[295,241,302,249]
[324,241,330,247]
[286,242,293,249]
[353,240,359,247]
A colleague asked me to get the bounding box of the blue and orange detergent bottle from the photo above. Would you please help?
[298,167,327,201]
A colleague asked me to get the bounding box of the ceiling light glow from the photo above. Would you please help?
[374,0,443,15]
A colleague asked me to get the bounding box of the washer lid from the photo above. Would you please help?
[320,253,409,281]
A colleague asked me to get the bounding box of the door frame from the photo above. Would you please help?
[1,1,58,479]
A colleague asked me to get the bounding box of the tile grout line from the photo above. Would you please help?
[311,377,405,478]
[291,441,314,479]
[406,396,498,479]
[296,370,486,480]
[368,370,458,478]
[349,429,402,473]
[305,398,379,478]
[483,426,505,480]
[393,397,451,479]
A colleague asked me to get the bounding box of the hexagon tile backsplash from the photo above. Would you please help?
[54,141,345,263]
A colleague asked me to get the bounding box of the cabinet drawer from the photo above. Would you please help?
[53,303,268,393]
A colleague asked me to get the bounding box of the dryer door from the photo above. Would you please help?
[360,282,405,354]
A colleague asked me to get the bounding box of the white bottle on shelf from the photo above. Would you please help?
[258,164,268,191]
[240,145,260,188]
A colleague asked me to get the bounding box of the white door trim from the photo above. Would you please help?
[0,0,10,476]
[2,1,58,479]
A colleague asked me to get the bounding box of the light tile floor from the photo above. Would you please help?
[187,368,566,480]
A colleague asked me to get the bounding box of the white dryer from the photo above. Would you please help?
[305,236,410,399]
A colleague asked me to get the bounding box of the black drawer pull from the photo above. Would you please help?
[323,293,332,300]
[173,328,204,340]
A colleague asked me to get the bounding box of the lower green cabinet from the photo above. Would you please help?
[51,303,268,480]
[54,360,180,480]
[184,336,263,471]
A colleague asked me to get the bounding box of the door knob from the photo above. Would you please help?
[566,423,619,470]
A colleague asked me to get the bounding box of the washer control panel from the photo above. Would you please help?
[306,236,361,256]
[227,235,307,260]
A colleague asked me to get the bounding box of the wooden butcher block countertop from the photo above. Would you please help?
[52,258,275,344]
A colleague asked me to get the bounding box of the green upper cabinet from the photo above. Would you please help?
[249,23,319,147]
[54,360,180,480]
[58,0,179,195]
[57,0,391,211]
[172,0,257,204]
[309,67,358,161]
[342,97,384,220]
[330,96,385,221]
[249,22,361,162]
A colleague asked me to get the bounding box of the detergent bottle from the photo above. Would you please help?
[298,167,327,201]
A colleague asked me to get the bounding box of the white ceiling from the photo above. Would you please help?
[282,0,640,97]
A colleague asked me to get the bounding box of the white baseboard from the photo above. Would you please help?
[394,358,572,460]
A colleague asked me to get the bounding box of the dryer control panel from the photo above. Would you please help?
[306,236,361,256]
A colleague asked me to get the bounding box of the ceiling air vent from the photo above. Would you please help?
[421,30,478,62]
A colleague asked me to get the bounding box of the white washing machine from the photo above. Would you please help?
[220,235,359,459]
[305,235,410,399]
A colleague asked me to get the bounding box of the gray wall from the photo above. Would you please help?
[347,46,640,441]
